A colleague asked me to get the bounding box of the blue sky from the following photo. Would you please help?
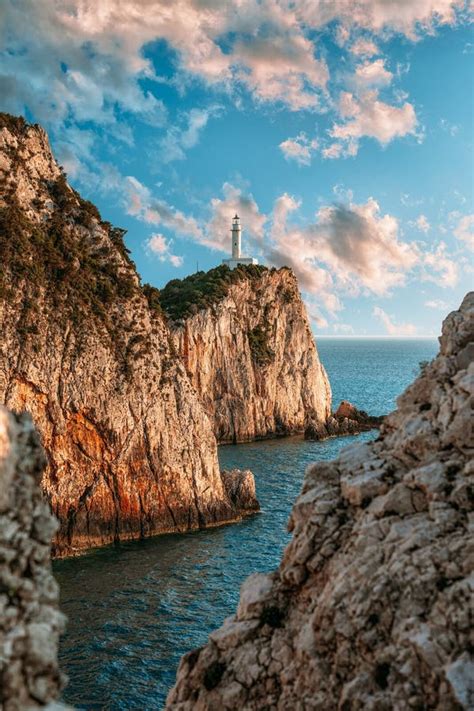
[2,1,473,335]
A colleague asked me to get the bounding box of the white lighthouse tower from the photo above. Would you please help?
[222,214,258,269]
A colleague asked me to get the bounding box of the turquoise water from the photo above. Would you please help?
[54,338,438,710]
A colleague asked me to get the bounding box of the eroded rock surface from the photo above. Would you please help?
[305,400,384,440]
[0,407,68,710]
[170,268,331,443]
[0,114,258,556]
[167,293,474,710]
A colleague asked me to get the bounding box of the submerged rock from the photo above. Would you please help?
[0,407,70,709]
[305,400,384,440]
[221,469,260,513]
[167,293,474,710]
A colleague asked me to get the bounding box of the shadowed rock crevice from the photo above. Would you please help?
[167,293,474,710]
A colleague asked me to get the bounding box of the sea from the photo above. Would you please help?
[54,338,438,710]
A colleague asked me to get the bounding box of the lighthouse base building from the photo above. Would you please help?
[222,214,258,269]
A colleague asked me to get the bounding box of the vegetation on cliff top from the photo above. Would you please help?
[159,263,269,320]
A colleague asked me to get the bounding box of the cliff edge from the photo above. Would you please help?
[167,292,474,710]
[164,266,331,443]
[0,114,258,556]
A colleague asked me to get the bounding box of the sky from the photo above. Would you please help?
[1,0,473,336]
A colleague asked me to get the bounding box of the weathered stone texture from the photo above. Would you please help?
[305,399,384,440]
[0,407,70,710]
[171,270,331,443]
[167,293,474,710]
[0,118,258,556]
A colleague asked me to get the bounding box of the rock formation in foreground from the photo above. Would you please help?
[163,266,331,443]
[0,114,258,556]
[167,293,474,710]
[305,400,384,440]
[0,407,68,709]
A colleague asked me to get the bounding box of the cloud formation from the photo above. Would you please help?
[373,306,417,335]
[158,106,222,163]
[453,214,474,250]
[329,90,418,155]
[2,0,468,134]
[279,133,319,165]
[146,233,183,267]
[205,183,267,251]
[414,214,431,233]
[125,176,202,239]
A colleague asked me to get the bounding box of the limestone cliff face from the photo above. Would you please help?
[0,407,69,709]
[0,115,258,556]
[170,269,331,443]
[167,293,474,710]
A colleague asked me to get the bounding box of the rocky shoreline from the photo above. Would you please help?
[166,293,474,710]
[305,400,384,440]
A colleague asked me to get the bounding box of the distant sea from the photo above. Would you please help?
[55,338,438,710]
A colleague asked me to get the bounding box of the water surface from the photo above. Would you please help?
[55,338,438,710]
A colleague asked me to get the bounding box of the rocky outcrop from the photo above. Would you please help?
[0,407,69,709]
[167,293,474,710]
[305,400,384,440]
[0,114,258,556]
[169,268,331,443]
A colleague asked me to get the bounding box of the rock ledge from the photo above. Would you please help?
[167,293,474,711]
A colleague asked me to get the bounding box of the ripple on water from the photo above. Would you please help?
[55,339,438,710]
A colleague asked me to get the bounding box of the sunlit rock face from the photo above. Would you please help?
[0,407,69,709]
[171,268,332,443]
[0,115,258,557]
[167,293,474,711]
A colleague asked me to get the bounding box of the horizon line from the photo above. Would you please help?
[314,334,439,339]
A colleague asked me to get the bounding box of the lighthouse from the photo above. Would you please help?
[222,214,258,269]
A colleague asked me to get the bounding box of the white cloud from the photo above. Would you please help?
[330,90,418,155]
[453,214,474,250]
[439,118,460,136]
[125,176,202,239]
[279,132,319,166]
[350,38,379,56]
[373,306,417,335]
[158,106,222,163]
[414,214,431,232]
[333,323,355,334]
[425,299,449,310]
[265,194,420,310]
[2,0,468,137]
[354,59,393,87]
[309,311,329,328]
[298,0,469,39]
[146,233,183,267]
[423,242,458,287]
[205,182,267,251]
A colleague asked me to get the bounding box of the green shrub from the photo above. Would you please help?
[248,324,274,366]
[159,263,268,320]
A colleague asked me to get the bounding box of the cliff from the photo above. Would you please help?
[0,114,258,556]
[164,266,331,443]
[0,407,70,709]
[167,293,474,710]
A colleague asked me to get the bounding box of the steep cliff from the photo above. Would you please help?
[167,293,474,710]
[0,114,258,556]
[0,407,69,710]
[164,266,331,443]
